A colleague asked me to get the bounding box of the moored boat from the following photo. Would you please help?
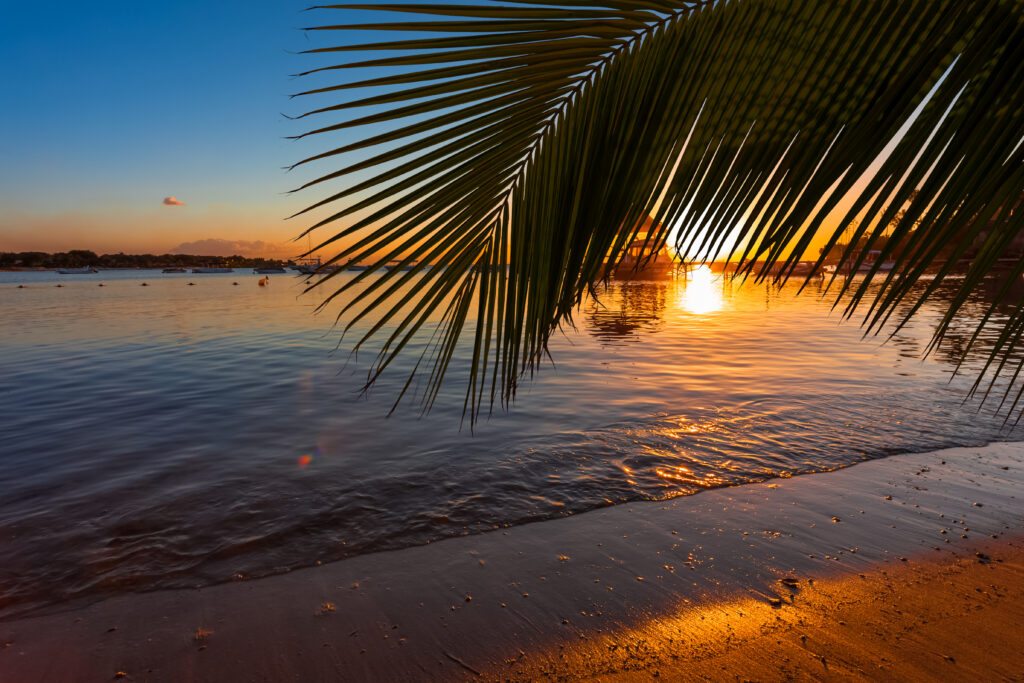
[57,267,98,274]
[162,267,186,273]
[839,250,897,274]
[292,257,322,275]
[857,250,896,272]
[191,267,233,274]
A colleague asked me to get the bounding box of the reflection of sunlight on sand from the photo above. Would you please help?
[678,265,724,315]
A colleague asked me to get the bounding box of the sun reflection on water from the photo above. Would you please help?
[678,265,725,315]
[5,268,1023,616]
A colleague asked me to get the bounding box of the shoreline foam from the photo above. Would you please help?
[2,442,1022,681]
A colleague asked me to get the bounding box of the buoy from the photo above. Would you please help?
[232,282,239,286]
[258,276,269,287]
[56,284,63,288]
[188,282,195,286]
[98,283,104,287]
[17,284,25,288]
[141,282,148,286]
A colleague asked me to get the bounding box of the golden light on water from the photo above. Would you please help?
[677,265,724,315]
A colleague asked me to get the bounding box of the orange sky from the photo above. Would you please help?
[1,207,298,258]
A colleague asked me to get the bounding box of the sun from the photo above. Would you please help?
[678,265,724,315]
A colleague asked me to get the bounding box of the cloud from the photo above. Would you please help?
[169,238,299,258]
[163,196,185,206]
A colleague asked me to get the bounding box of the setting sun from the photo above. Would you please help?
[678,265,724,315]
[4,1,1023,681]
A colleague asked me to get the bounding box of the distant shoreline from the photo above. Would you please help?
[1,251,297,271]
[0,266,290,271]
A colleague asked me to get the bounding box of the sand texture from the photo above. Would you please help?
[2,442,1023,682]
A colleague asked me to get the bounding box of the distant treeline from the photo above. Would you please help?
[1,250,296,269]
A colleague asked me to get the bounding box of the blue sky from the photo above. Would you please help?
[0,1,392,256]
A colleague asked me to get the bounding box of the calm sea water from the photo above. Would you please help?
[0,267,1017,616]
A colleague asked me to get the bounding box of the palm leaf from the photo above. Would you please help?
[289,0,1024,421]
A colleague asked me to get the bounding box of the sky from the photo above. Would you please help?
[0,1,382,258]
[0,3,939,262]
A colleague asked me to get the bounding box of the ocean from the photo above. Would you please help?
[0,266,1017,616]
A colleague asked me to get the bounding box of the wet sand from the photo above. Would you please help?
[2,442,1023,682]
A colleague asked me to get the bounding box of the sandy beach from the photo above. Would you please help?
[8,1,1024,681]
[2,442,1023,682]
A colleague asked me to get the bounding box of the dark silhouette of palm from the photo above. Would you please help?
[288,0,1024,419]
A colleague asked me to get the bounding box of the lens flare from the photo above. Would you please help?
[298,448,323,468]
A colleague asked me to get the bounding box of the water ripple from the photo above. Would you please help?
[0,268,1018,616]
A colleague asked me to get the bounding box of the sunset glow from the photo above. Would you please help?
[5,2,1023,681]
[677,265,725,315]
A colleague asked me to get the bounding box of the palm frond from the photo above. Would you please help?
[290,0,1024,420]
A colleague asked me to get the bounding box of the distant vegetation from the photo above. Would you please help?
[0,250,295,270]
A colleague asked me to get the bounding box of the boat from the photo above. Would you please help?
[839,251,896,274]
[162,267,186,273]
[858,250,896,272]
[292,256,322,275]
[191,267,233,274]
[603,242,678,279]
[254,266,287,274]
[57,267,98,274]
[384,260,417,271]
[291,258,350,275]
[789,261,824,278]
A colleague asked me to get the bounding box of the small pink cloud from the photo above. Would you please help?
[163,196,185,206]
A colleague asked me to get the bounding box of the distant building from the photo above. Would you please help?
[604,216,678,279]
